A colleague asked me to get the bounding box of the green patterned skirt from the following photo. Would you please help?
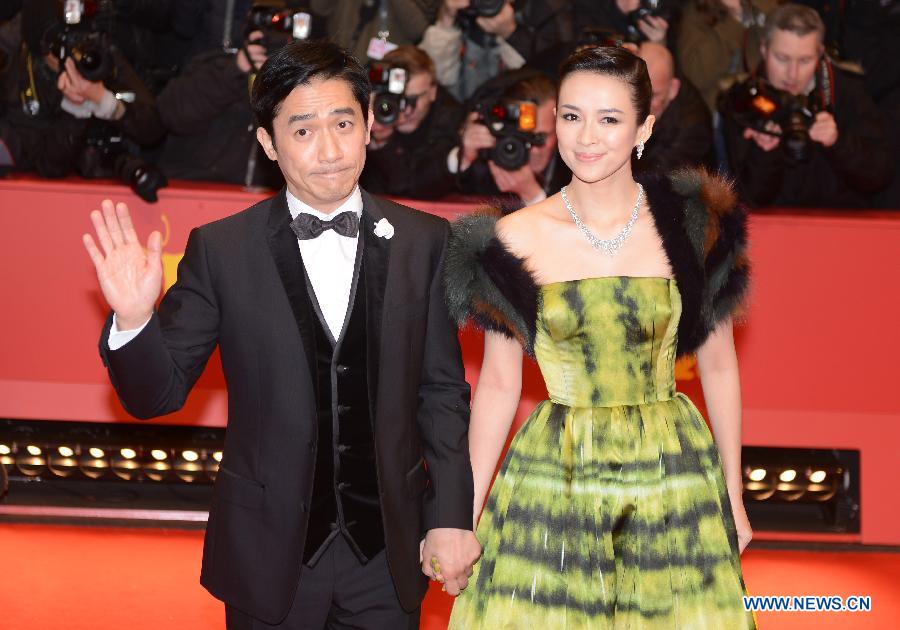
[448,394,757,629]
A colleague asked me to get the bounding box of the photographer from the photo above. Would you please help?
[359,46,463,198]
[677,0,777,113]
[420,0,573,101]
[0,0,163,196]
[634,41,713,174]
[150,6,297,188]
[573,0,672,48]
[720,4,892,208]
[453,70,568,206]
[310,0,428,61]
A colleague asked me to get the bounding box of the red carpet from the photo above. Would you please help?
[1,523,897,629]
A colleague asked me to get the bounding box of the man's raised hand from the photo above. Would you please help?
[82,200,163,330]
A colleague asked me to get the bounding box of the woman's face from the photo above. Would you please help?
[556,71,653,184]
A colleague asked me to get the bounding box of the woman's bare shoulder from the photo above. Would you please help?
[495,197,563,257]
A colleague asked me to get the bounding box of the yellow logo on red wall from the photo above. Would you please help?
[160,214,184,292]
[675,355,697,381]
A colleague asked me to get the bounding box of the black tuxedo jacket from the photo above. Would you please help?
[99,189,473,623]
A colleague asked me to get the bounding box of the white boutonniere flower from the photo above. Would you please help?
[373,218,394,239]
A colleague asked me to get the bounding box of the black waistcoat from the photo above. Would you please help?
[301,248,385,566]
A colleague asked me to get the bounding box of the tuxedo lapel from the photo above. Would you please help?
[360,191,392,418]
[265,189,317,389]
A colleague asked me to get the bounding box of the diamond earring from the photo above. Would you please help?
[636,142,644,160]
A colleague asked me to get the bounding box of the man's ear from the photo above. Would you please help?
[365,107,374,145]
[256,127,277,161]
[669,77,681,102]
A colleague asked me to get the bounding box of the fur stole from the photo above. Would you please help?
[443,167,750,357]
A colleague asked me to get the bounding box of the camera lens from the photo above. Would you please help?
[492,136,529,171]
[471,0,505,17]
[783,112,812,162]
[115,154,167,203]
[374,94,399,125]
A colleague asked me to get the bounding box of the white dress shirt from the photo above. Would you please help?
[108,187,363,350]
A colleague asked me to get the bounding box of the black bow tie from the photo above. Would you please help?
[290,211,360,240]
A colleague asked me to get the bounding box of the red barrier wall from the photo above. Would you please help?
[1,177,898,545]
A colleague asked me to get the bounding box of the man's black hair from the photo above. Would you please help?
[251,40,371,140]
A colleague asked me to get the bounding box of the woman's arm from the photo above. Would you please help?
[696,316,753,552]
[469,330,524,528]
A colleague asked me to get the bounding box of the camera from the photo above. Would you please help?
[474,99,545,171]
[628,0,673,24]
[49,0,115,83]
[721,77,826,162]
[368,62,409,125]
[462,0,506,18]
[576,28,629,51]
[78,127,168,202]
[245,4,312,52]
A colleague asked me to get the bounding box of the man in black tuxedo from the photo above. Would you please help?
[82,40,481,629]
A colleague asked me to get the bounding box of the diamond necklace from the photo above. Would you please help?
[560,183,644,257]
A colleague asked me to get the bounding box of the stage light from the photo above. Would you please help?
[49,446,79,478]
[79,448,110,479]
[111,448,141,481]
[779,469,797,483]
[808,469,827,484]
[0,443,13,467]
[748,468,767,482]
[743,465,775,501]
[16,446,46,476]
[174,450,203,483]
[204,451,221,481]
[143,450,172,481]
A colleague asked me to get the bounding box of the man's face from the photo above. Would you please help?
[763,29,823,95]
[257,77,372,213]
[645,56,680,118]
[528,100,558,174]
[396,72,437,134]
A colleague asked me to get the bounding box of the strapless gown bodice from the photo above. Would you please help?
[536,276,680,408]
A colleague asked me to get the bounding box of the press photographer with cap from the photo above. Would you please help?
[453,69,569,207]
[719,3,892,208]
[360,45,464,199]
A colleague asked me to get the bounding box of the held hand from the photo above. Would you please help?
[420,528,482,596]
[743,126,781,152]
[638,16,669,43]
[487,160,543,202]
[730,491,753,554]
[57,57,106,105]
[460,112,496,171]
[808,111,838,147]
[82,200,163,329]
[236,31,268,73]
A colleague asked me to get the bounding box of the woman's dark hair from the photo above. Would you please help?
[251,40,371,139]
[558,46,652,124]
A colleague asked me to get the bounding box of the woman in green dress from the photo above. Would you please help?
[441,46,757,628]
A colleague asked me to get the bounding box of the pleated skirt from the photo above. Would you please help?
[448,394,758,629]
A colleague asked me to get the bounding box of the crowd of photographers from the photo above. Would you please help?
[0,0,897,209]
